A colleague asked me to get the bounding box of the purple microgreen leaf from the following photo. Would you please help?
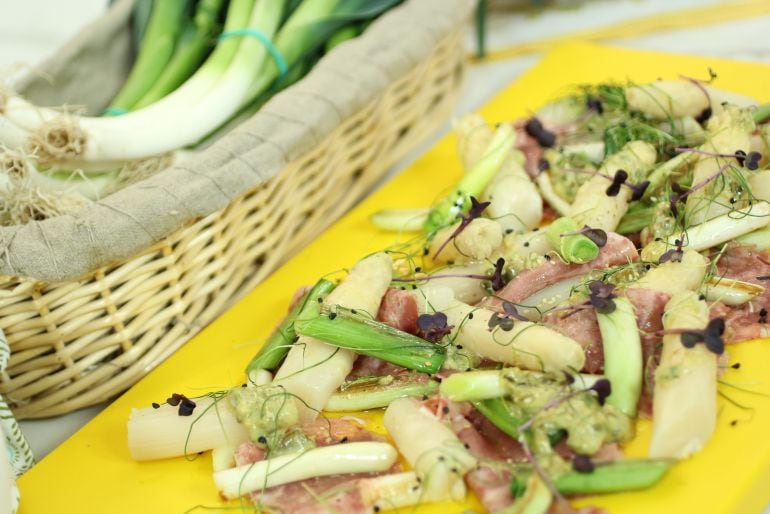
[746,151,762,170]
[680,331,702,348]
[502,301,529,321]
[679,318,725,355]
[166,393,183,406]
[524,117,556,148]
[605,169,628,197]
[432,196,491,260]
[581,226,608,247]
[572,455,596,474]
[588,280,617,314]
[629,180,650,201]
[695,106,712,124]
[586,96,603,114]
[588,378,612,406]
[467,196,492,220]
[178,397,197,417]
[488,313,515,332]
[489,257,507,291]
[659,247,684,263]
[734,149,747,166]
[417,312,453,343]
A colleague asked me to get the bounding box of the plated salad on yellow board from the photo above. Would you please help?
[128,75,770,513]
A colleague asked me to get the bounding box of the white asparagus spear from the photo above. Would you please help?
[570,141,657,231]
[128,396,248,461]
[214,442,397,499]
[274,252,392,422]
[413,285,585,372]
[383,397,477,501]
[649,291,717,458]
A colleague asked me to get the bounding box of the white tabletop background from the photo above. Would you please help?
[2,0,770,510]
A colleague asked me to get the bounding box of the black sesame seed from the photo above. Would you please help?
[411,284,417,290]
[523,242,530,248]
[731,362,741,369]
[456,345,463,349]
[258,435,267,444]
[340,436,349,443]
[544,255,552,261]
[730,420,738,426]
[442,406,450,414]
[698,294,706,301]
[415,267,422,272]
[351,309,357,315]
[328,312,337,320]
[317,297,323,303]
[151,402,160,409]
[505,229,513,235]
[467,313,474,320]
[374,507,381,513]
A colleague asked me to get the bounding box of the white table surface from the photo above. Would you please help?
[2,0,770,510]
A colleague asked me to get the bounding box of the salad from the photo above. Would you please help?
[127,76,770,513]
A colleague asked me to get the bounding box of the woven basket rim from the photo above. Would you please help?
[0,0,473,284]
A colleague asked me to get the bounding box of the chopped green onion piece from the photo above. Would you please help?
[295,310,445,374]
[370,208,429,232]
[326,375,438,411]
[554,459,674,494]
[753,103,770,124]
[596,297,642,417]
[245,279,336,374]
[505,474,551,514]
[546,217,599,264]
[473,398,526,440]
[423,123,515,234]
[440,370,503,401]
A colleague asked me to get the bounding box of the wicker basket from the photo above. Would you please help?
[0,2,471,418]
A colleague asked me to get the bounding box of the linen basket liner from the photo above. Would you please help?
[5,0,473,283]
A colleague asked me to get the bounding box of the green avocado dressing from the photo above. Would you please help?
[501,368,633,475]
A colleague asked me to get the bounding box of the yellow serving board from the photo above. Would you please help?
[18,42,770,514]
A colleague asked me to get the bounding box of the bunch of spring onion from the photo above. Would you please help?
[0,0,400,224]
[126,78,770,513]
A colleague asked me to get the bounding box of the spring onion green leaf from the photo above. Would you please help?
[134,0,227,109]
[107,0,191,112]
[326,374,438,411]
[295,309,445,374]
[245,278,335,374]
[596,297,642,416]
[424,123,515,234]
[553,459,674,494]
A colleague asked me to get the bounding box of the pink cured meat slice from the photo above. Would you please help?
[484,232,638,312]
[376,288,419,334]
[545,308,604,374]
[347,354,408,379]
[711,244,770,342]
[232,419,389,513]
